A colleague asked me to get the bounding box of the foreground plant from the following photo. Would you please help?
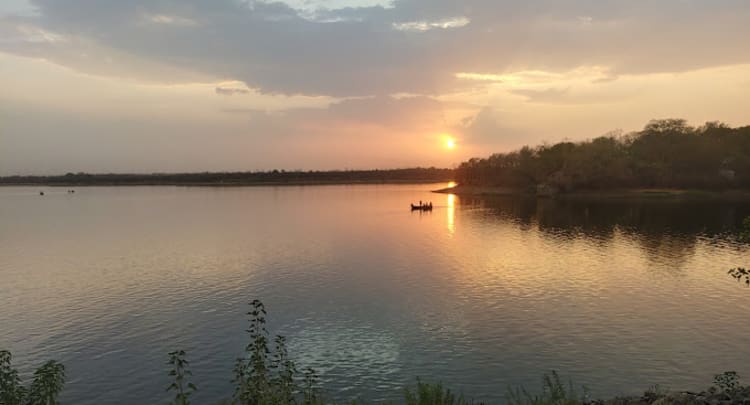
[404,379,479,405]
[167,350,197,405]
[708,371,747,400]
[0,350,26,405]
[229,299,322,405]
[0,350,65,405]
[506,371,587,405]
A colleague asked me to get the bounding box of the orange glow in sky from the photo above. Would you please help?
[1,1,750,174]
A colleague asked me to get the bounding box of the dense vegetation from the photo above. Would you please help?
[3,300,749,404]
[455,119,750,193]
[0,168,453,186]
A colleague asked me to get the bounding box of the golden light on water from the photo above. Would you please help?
[446,193,455,235]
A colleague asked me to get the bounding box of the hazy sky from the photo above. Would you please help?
[1,0,749,174]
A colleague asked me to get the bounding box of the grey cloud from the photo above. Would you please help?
[1,0,748,97]
[0,15,210,83]
[324,95,445,127]
[229,95,448,134]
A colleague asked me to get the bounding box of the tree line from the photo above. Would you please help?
[0,168,453,186]
[455,119,750,192]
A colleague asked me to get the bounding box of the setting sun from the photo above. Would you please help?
[444,137,456,149]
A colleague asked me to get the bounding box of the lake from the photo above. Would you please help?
[1,184,749,404]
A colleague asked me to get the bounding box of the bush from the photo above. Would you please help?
[0,350,65,405]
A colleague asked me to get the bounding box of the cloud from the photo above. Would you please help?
[3,45,750,174]
[324,95,445,128]
[232,95,447,135]
[0,0,745,97]
[455,72,503,82]
[511,87,570,103]
[215,86,251,96]
[392,16,469,32]
[142,14,199,27]
[457,107,528,147]
[0,18,65,44]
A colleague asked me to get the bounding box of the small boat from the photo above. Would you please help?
[410,203,433,211]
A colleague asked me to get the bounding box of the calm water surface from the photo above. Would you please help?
[1,184,750,404]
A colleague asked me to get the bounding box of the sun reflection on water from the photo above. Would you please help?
[446,193,455,235]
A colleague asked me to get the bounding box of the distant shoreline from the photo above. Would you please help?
[0,168,454,187]
[433,184,750,201]
[0,179,451,187]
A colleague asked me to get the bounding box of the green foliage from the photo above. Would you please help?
[28,361,66,405]
[271,336,297,404]
[167,350,197,405]
[455,119,750,192]
[507,371,587,405]
[0,350,26,405]
[712,371,742,395]
[301,368,322,405]
[404,379,479,405]
[232,300,323,405]
[0,350,65,405]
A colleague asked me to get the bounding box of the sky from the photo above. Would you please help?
[1,0,749,174]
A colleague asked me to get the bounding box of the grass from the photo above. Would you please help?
[506,371,587,405]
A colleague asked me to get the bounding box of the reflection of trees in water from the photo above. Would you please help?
[459,196,750,268]
[460,196,537,227]
[462,197,750,235]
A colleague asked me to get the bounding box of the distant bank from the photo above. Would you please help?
[0,168,454,187]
